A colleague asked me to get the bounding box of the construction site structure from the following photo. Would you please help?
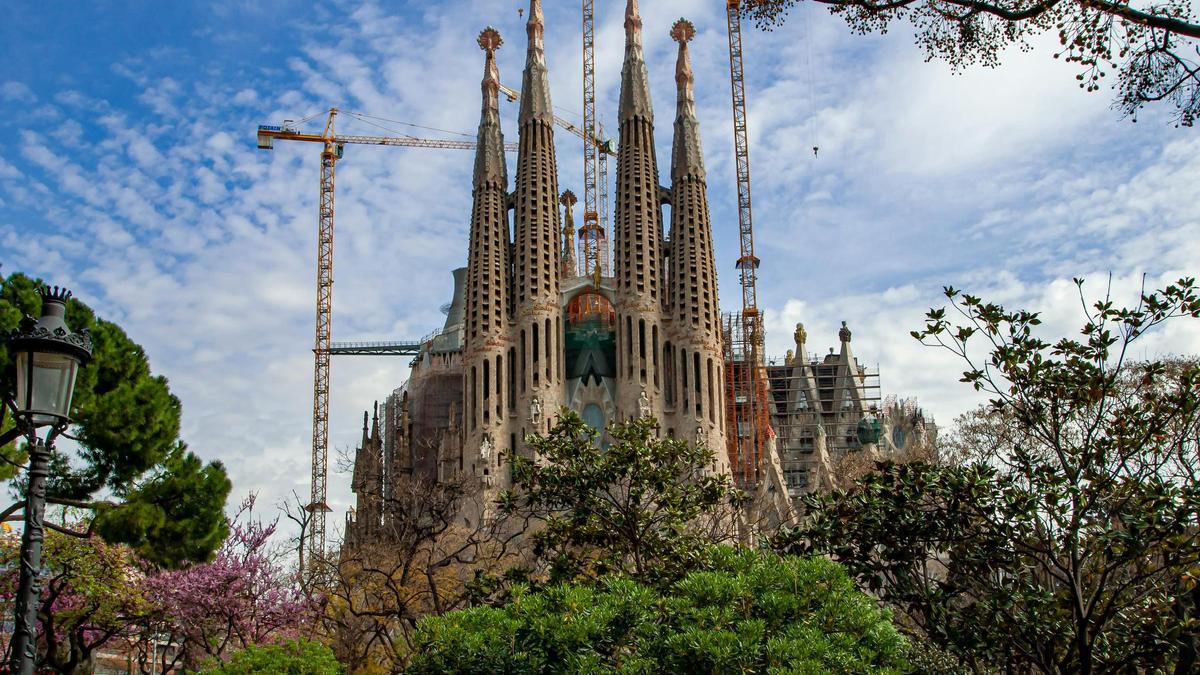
[767,323,937,495]
[580,0,609,283]
[766,321,881,495]
[721,0,773,488]
[340,2,941,550]
[255,109,518,576]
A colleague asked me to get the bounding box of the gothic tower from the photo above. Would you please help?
[613,0,667,421]
[347,404,383,548]
[665,20,727,461]
[463,27,511,491]
[560,190,577,278]
[512,0,564,443]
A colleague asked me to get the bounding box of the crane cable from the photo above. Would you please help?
[342,111,478,139]
[804,1,819,158]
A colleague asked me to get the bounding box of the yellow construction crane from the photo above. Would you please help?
[579,0,611,283]
[255,108,516,577]
[723,1,772,487]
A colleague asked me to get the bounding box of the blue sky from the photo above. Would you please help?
[2,1,1197,530]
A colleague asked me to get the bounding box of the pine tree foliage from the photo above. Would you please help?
[1,272,230,567]
[407,547,908,674]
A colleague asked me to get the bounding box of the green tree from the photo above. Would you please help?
[498,412,743,585]
[0,531,153,675]
[199,638,342,675]
[744,0,1200,126]
[777,278,1200,673]
[1,272,230,567]
[408,546,908,674]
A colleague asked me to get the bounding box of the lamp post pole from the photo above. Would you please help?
[10,436,50,675]
[4,285,91,675]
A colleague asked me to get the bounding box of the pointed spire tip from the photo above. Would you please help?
[625,0,643,36]
[671,18,696,44]
[478,26,502,53]
[526,0,544,47]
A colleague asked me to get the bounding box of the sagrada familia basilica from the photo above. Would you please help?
[344,0,934,548]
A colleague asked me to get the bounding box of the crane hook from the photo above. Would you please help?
[812,146,819,158]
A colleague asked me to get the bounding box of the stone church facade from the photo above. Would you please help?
[346,0,732,541]
[343,0,937,547]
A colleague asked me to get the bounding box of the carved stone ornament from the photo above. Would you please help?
[480,434,494,461]
[638,388,651,418]
[695,425,707,447]
[796,391,809,411]
[530,395,543,426]
[793,322,806,349]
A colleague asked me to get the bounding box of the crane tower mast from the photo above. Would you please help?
[725,0,771,486]
[580,0,608,281]
[308,114,337,576]
[255,110,514,578]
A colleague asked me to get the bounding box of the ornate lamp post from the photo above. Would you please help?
[4,286,91,675]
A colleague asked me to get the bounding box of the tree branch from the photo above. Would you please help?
[45,521,90,538]
[808,0,1200,38]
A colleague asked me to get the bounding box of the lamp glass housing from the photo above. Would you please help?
[14,349,80,427]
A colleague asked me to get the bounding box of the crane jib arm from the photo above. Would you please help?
[256,126,518,152]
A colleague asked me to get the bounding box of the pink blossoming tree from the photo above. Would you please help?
[140,495,320,673]
[0,530,151,674]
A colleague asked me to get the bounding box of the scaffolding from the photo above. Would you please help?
[762,354,882,495]
[722,312,773,488]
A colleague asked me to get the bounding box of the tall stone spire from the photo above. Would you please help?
[670,19,705,182]
[466,27,510,349]
[836,321,864,411]
[668,18,716,331]
[349,403,383,545]
[513,0,563,439]
[561,190,577,277]
[519,0,553,126]
[474,28,506,190]
[614,0,666,421]
[666,19,725,458]
[464,27,513,487]
[619,0,653,122]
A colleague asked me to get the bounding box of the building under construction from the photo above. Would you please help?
[344,0,933,545]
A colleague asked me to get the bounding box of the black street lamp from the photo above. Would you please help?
[3,286,91,675]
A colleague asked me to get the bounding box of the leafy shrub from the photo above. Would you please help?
[200,638,341,675]
[407,546,906,674]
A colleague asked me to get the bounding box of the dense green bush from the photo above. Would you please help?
[407,546,906,674]
[201,638,342,675]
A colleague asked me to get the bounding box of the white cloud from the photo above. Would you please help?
[231,88,258,106]
[0,158,23,181]
[2,0,1197,545]
[1,81,35,103]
